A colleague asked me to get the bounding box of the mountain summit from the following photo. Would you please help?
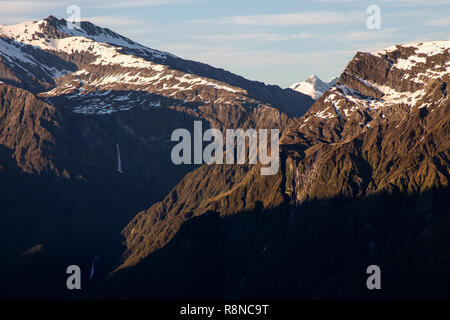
[0,16,313,115]
[290,75,338,100]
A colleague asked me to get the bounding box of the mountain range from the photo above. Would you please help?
[290,75,338,100]
[0,16,449,299]
[0,15,312,299]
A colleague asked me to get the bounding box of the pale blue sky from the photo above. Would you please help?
[0,0,449,87]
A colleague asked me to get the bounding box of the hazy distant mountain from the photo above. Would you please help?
[290,75,338,100]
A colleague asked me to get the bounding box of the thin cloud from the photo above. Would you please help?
[190,33,316,42]
[191,34,290,42]
[85,15,148,28]
[292,32,316,39]
[99,0,196,8]
[427,17,450,26]
[0,1,66,14]
[316,0,450,3]
[382,0,450,5]
[340,27,399,41]
[191,11,366,26]
[0,1,68,25]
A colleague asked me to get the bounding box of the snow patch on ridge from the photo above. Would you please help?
[373,41,450,57]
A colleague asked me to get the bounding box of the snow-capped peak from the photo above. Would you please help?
[290,75,337,100]
[0,16,173,60]
[0,16,251,115]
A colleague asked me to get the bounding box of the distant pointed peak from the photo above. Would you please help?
[290,74,337,100]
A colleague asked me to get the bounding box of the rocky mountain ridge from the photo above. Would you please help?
[0,16,313,118]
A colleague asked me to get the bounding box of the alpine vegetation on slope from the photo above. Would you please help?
[97,41,449,300]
